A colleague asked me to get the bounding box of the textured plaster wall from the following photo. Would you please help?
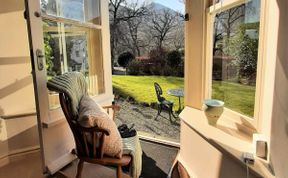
[0,0,39,162]
[269,0,288,177]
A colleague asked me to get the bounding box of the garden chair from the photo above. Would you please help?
[154,82,176,122]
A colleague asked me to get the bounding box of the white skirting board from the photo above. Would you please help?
[0,156,9,167]
[0,145,40,168]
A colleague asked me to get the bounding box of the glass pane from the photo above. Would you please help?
[43,20,105,109]
[211,0,261,117]
[41,0,101,25]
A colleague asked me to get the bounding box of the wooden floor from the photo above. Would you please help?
[0,150,43,178]
[0,151,130,178]
[57,160,130,178]
[0,141,178,178]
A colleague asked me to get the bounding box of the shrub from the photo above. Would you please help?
[127,60,143,75]
[162,65,174,76]
[176,59,184,77]
[150,64,163,75]
[141,63,152,75]
[167,50,182,68]
[118,51,135,68]
[149,48,168,66]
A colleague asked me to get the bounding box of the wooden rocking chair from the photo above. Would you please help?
[59,93,131,178]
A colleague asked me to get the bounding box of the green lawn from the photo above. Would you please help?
[113,75,184,110]
[212,80,255,117]
[112,75,255,117]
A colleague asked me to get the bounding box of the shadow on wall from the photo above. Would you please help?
[0,0,24,14]
[0,107,3,117]
[0,57,30,65]
[0,119,7,140]
[6,123,39,152]
[210,139,260,178]
[0,75,32,100]
[270,0,288,177]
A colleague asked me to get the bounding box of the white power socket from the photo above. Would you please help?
[242,152,255,165]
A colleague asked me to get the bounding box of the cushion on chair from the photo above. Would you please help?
[78,95,123,158]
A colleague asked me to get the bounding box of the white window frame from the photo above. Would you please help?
[46,0,112,94]
[43,0,114,124]
[205,0,267,131]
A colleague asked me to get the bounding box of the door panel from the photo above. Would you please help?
[25,0,76,174]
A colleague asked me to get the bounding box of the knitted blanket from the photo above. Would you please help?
[47,72,87,117]
[122,135,143,178]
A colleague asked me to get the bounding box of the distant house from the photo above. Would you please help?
[69,39,88,72]
[212,50,237,81]
[135,56,150,61]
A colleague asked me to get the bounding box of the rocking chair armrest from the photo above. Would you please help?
[76,124,110,136]
[102,104,121,111]
[102,104,121,121]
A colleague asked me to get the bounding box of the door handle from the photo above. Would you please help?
[36,49,44,71]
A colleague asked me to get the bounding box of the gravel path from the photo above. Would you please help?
[115,99,180,141]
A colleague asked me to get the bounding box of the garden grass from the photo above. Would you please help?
[112,75,184,110]
[212,80,256,117]
[112,75,256,117]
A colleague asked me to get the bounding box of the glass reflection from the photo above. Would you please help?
[41,0,101,25]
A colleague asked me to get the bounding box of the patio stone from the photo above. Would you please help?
[115,99,180,141]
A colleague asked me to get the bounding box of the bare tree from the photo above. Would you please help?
[213,4,246,55]
[148,9,177,49]
[126,17,144,56]
[172,23,184,50]
[109,0,148,68]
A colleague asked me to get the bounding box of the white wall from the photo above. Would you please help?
[0,0,35,115]
[0,0,39,164]
[183,0,288,177]
[268,0,288,177]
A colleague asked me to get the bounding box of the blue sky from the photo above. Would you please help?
[153,0,184,13]
[127,0,185,13]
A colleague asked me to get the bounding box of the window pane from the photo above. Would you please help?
[43,20,105,109]
[41,0,101,25]
[211,0,260,117]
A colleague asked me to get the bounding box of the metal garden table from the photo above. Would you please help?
[167,88,184,113]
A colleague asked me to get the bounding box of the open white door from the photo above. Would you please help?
[25,0,76,174]
[25,0,109,175]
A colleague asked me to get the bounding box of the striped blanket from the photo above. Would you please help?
[47,72,87,117]
[122,135,142,178]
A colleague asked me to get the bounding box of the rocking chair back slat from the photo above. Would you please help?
[99,134,105,159]
[93,132,97,158]
[82,134,89,156]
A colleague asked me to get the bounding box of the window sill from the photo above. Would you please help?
[179,106,275,178]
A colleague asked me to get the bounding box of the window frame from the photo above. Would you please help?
[43,0,111,94]
[205,0,267,131]
[43,0,114,114]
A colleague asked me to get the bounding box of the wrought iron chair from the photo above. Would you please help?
[154,82,176,122]
[59,93,131,178]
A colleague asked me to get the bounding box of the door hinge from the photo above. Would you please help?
[184,13,189,21]
[24,10,28,19]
